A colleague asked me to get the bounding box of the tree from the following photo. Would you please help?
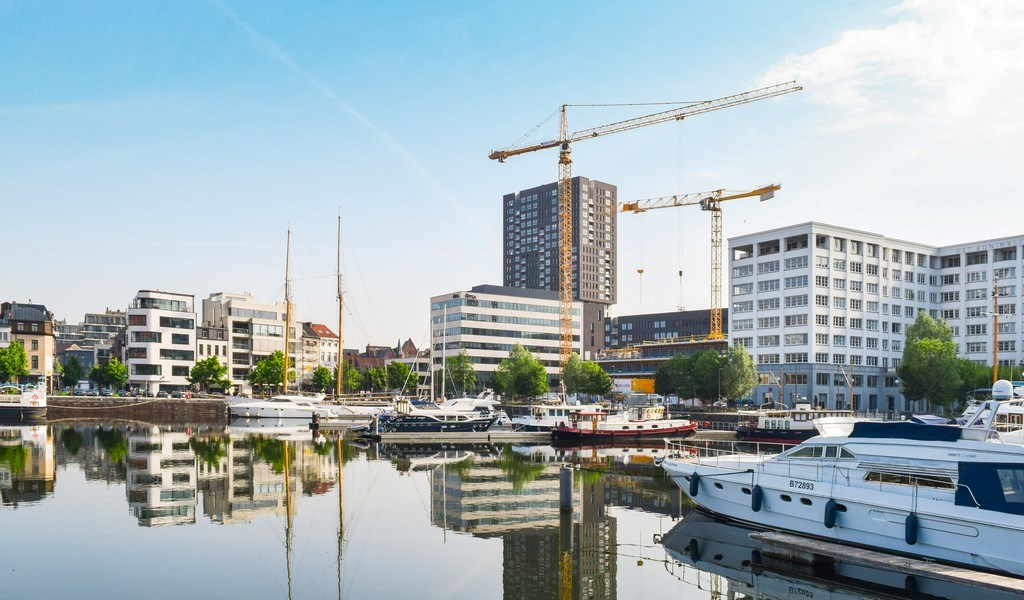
[386,361,414,392]
[898,312,961,414]
[562,353,586,395]
[88,364,108,388]
[249,351,288,394]
[445,350,477,395]
[105,358,127,390]
[188,356,231,393]
[580,361,612,396]
[493,344,549,401]
[312,365,334,393]
[720,345,758,402]
[654,354,694,399]
[363,366,388,392]
[0,340,29,383]
[338,361,362,393]
[61,356,84,388]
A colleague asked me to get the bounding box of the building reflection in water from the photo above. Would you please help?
[0,424,55,506]
[419,442,680,600]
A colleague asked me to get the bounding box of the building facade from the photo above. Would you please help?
[125,291,196,395]
[297,323,339,390]
[729,222,1024,412]
[201,292,294,394]
[0,302,56,392]
[430,285,582,392]
[502,176,617,355]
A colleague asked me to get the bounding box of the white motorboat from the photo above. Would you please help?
[507,401,609,432]
[660,379,1024,577]
[228,394,336,420]
[0,382,46,422]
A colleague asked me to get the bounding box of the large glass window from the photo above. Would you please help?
[160,316,195,330]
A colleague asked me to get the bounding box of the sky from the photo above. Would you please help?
[3,0,1022,351]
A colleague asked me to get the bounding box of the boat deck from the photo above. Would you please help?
[358,430,552,443]
[752,531,1024,595]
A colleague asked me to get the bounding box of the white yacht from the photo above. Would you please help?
[0,382,46,422]
[228,394,337,420]
[660,379,1024,577]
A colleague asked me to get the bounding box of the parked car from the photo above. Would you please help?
[156,391,170,398]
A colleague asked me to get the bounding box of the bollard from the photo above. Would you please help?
[559,465,573,511]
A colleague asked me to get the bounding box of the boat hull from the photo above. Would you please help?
[552,421,696,440]
[661,455,1024,577]
[734,425,815,444]
[375,415,497,434]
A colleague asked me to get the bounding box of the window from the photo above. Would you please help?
[816,276,829,287]
[998,340,1016,352]
[850,262,863,274]
[785,275,808,288]
[733,300,753,313]
[833,259,846,271]
[129,314,147,327]
[866,264,878,275]
[816,353,829,363]
[171,333,190,345]
[815,295,829,307]
[815,333,829,344]
[941,309,961,320]
[966,342,987,353]
[866,319,878,331]
[758,260,780,274]
[131,331,162,343]
[734,337,753,347]
[850,318,862,329]
[733,319,753,331]
[785,353,808,363]
[758,317,780,328]
[850,281,862,292]
[734,283,753,295]
[850,299,862,310]
[785,295,808,308]
[833,279,846,290]
[816,255,829,268]
[785,314,808,326]
[785,333,808,345]
[758,279,780,293]
[995,267,1016,280]
[940,291,961,302]
[832,354,846,364]
[966,324,987,336]
[733,264,754,278]
[867,283,879,294]
[785,256,808,270]
[867,301,879,312]
[759,298,780,310]
[866,338,878,349]
[850,336,862,348]
[815,314,828,326]
[833,335,846,346]
[758,335,779,347]
[834,297,846,309]
[758,354,780,364]
[160,316,195,330]
[833,316,846,327]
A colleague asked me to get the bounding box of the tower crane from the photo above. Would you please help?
[620,183,781,340]
[489,82,801,381]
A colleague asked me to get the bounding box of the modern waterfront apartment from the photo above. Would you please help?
[125,291,196,395]
[201,292,294,395]
[503,176,617,354]
[729,222,1024,412]
[429,285,582,392]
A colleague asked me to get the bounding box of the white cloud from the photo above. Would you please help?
[762,0,1024,138]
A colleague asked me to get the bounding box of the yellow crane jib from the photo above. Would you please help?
[489,81,800,380]
[619,184,782,340]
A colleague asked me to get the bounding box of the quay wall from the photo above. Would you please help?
[48,397,228,425]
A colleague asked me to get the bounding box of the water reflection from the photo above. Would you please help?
[660,510,1022,600]
[0,424,54,505]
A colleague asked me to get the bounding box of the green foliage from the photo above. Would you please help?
[562,353,586,395]
[363,366,388,392]
[311,365,334,393]
[493,344,549,401]
[720,345,758,401]
[494,445,546,492]
[0,444,27,476]
[61,356,84,388]
[898,329,962,413]
[956,358,995,404]
[95,427,127,464]
[386,361,414,392]
[105,359,127,390]
[654,350,727,402]
[61,428,83,455]
[188,356,231,392]
[0,340,30,383]
[249,351,288,393]
[189,436,228,468]
[445,350,477,395]
[338,362,362,394]
[906,312,954,344]
[564,353,612,396]
[251,436,292,474]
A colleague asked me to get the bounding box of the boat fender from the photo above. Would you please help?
[751,484,764,512]
[750,549,762,568]
[904,575,918,595]
[688,539,700,562]
[905,512,918,545]
[703,421,710,429]
[824,498,838,529]
[688,473,700,497]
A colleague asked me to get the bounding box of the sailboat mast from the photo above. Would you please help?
[336,211,344,399]
[283,226,292,394]
[440,305,447,401]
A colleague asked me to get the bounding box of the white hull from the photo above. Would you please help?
[659,438,1024,573]
[228,394,335,420]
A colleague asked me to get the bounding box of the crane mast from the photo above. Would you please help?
[621,184,780,340]
[489,82,800,382]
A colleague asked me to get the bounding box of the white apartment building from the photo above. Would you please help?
[297,323,339,390]
[201,292,295,394]
[729,222,1024,413]
[430,285,582,393]
[126,290,196,395]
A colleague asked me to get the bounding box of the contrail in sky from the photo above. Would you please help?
[211,0,496,237]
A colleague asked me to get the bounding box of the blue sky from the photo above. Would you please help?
[3,1,1021,351]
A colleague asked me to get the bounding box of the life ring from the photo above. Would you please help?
[32,394,39,400]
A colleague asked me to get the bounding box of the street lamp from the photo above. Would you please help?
[718,368,723,403]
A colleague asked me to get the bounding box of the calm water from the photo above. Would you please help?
[0,420,974,599]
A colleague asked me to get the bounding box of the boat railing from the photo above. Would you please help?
[664,438,786,467]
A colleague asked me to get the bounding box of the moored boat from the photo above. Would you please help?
[507,401,609,432]
[0,382,46,422]
[228,394,336,420]
[660,379,1024,577]
[551,404,695,440]
[735,401,853,444]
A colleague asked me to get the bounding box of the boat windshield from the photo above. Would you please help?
[956,462,1024,515]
